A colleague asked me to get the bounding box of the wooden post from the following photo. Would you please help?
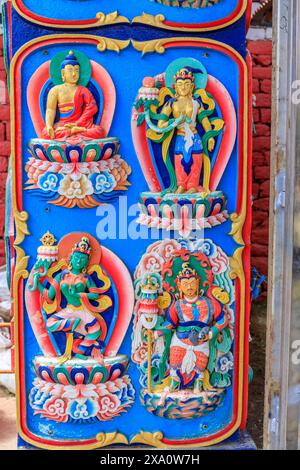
[264,0,300,450]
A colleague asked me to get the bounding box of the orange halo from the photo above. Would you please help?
[57,232,102,267]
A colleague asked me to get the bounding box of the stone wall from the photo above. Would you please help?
[248,38,272,288]
[0,36,10,267]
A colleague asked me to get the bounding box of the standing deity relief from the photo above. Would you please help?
[132,58,237,235]
[132,238,235,419]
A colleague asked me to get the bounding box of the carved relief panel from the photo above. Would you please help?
[2,0,253,449]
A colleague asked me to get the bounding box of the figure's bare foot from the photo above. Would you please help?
[175,186,186,194]
[91,348,105,365]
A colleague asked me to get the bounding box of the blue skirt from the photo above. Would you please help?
[174,133,203,163]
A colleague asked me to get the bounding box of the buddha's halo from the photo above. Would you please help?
[50,49,92,87]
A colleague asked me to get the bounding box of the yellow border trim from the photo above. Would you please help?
[132,0,247,33]
[12,2,130,29]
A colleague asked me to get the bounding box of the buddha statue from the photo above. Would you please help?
[42,51,105,141]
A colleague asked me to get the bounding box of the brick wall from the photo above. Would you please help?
[0,36,272,282]
[248,39,272,286]
[0,36,10,267]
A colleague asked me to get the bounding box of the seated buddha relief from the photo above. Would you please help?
[43,51,105,142]
[25,49,131,208]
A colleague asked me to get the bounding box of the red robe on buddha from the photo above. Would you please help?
[42,85,105,141]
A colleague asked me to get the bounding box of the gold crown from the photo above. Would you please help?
[174,68,195,82]
[40,231,56,247]
[177,262,198,280]
[72,236,91,256]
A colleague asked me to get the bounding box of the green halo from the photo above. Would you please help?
[165,57,208,90]
[164,254,211,294]
[50,49,92,87]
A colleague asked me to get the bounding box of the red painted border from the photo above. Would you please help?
[240,51,253,429]
[14,0,246,31]
[245,0,253,32]
[13,37,251,448]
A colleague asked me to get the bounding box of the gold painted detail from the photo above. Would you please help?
[97,37,130,53]
[132,37,248,246]
[211,287,230,305]
[14,247,29,284]
[229,212,245,246]
[95,11,130,26]
[96,431,129,447]
[40,231,56,246]
[158,291,172,309]
[229,247,245,282]
[14,211,29,246]
[132,39,167,56]
[130,431,164,448]
[133,13,166,29]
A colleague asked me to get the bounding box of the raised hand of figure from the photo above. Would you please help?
[208,137,215,152]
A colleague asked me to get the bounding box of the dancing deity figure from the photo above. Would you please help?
[42,51,105,141]
[157,66,223,194]
[35,236,110,364]
[159,263,228,392]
